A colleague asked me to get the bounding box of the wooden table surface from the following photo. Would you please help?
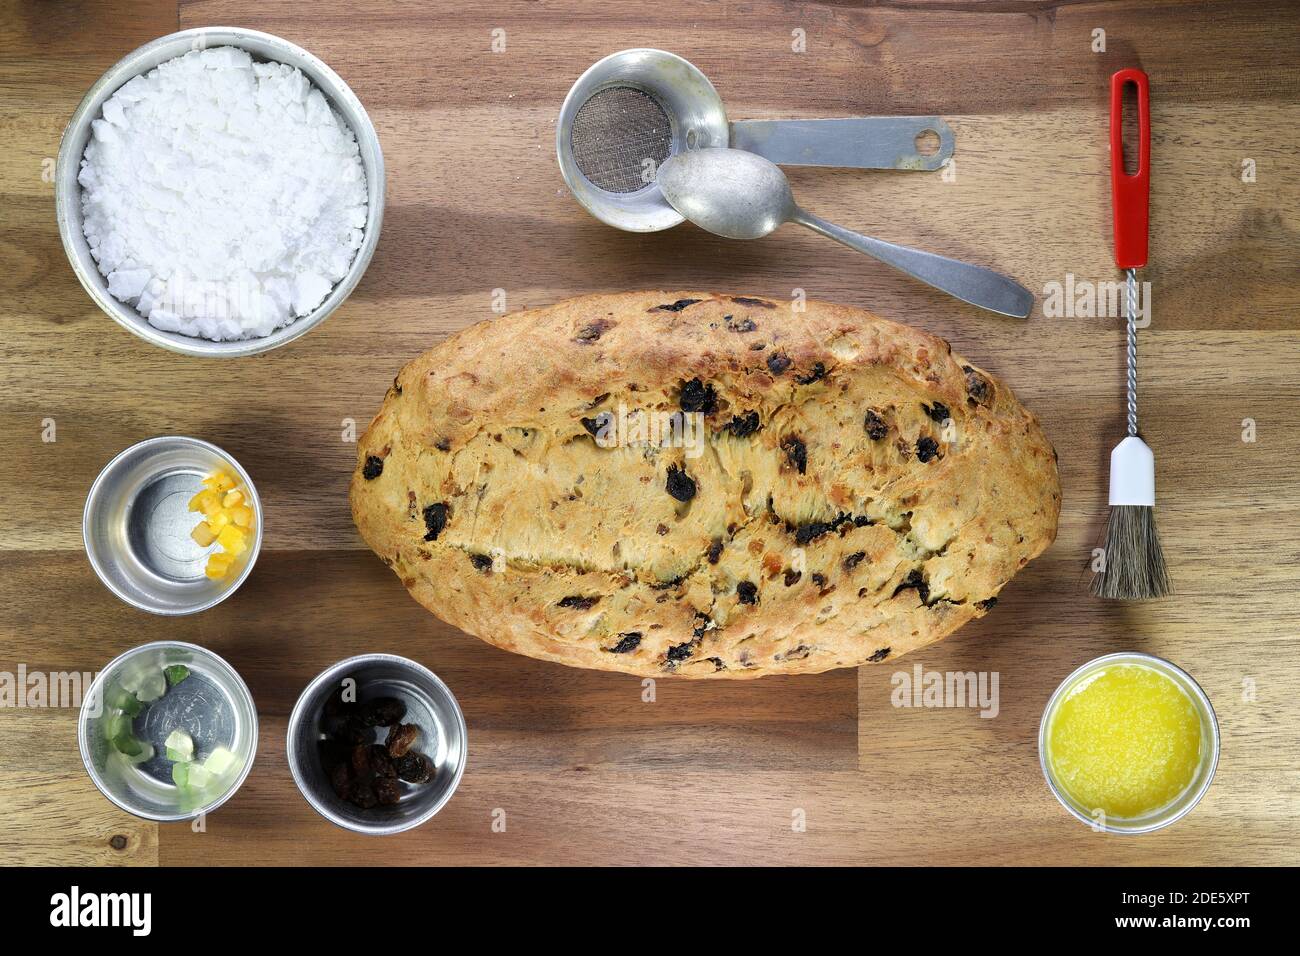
[1,0,1297,866]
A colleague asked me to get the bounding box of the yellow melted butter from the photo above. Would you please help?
[1047,663,1203,819]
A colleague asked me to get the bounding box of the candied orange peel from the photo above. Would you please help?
[188,469,255,579]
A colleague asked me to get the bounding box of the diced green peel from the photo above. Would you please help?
[105,686,144,717]
[164,665,191,687]
[203,746,238,777]
[164,729,194,763]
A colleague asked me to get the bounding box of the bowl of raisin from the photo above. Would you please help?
[286,654,466,834]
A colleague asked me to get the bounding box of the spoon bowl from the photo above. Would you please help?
[658,148,793,239]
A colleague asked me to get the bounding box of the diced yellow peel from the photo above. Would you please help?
[204,553,233,579]
[217,525,247,557]
[194,468,253,579]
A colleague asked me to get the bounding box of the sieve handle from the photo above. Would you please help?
[729,116,954,171]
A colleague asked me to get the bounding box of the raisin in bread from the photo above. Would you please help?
[350,292,1060,678]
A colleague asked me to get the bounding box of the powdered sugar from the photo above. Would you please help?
[78,46,368,341]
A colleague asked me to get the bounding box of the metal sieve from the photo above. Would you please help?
[557,48,955,232]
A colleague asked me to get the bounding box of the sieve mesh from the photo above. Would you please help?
[570,86,673,194]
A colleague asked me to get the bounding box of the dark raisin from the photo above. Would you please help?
[665,464,697,502]
[362,455,384,480]
[784,569,802,587]
[766,351,792,375]
[975,597,999,611]
[923,401,951,424]
[962,365,992,404]
[350,781,380,809]
[434,437,451,452]
[795,362,826,385]
[844,551,866,571]
[332,716,369,745]
[724,410,761,437]
[422,502,450,541]
[678,378,717,414]
[730,296,774,308]
[706,539,723,564]
[369,744,397,778]
[811,573,827,588]
[651,574,686,591]
[395,752,434,784]
[580,413,611,438]
[609,632,642,654]
[727,316,757,333]
[359,697,406,728]
[666,640,696,663]
[854,515,872,527]
[469,553,494,572]
[893,569,931,605]
[868,647,891,663]
[374,777,401,806]
[574,319,611,343]
[350,744,372,776]
[736,581,759,605]
[706,657,726,671]
[916,436,940,463]
[781,435,807,474]
[792,513,850,545]
[783,644,811,661]
[653,298,700,312]
[864,410,889,441]
[385,724,419,758]
[795,523,826,545]
[558,595,600,610]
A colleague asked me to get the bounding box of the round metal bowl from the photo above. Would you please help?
[287,654,468,835]
[54,26,385,357]
[79,641,258,822]
[83,436,263,615]
[1039,651,1220,835]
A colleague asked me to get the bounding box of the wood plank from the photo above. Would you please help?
[1,0,1297,866]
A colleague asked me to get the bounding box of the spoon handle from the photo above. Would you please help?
[790,209,1034,318]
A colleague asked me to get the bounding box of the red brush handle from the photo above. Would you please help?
[1109,68,1150,269]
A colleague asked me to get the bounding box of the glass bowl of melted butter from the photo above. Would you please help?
[1039,652,1219,834]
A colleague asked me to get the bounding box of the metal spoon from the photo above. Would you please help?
[656,148,1034,318]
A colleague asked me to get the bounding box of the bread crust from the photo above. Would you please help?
[350,292,1060,678]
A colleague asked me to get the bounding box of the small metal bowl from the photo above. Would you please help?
[287,654,467,835]
[1039,651,1220,835]
[83,436,263,615]
[55,27,385,357]
[79,641,258,822]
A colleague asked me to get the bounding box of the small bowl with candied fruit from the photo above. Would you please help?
[286,654,468,835]
[83,436,263,615]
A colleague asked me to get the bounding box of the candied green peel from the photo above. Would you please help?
[101,663,244,804]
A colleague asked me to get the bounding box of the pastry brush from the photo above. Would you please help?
[1092,68,1170,600]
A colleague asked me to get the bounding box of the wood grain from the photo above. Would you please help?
[0,0,1297,865]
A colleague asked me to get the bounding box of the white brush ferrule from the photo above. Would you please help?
[1108,435,1156,507]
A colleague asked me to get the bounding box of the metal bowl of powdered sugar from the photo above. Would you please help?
[55,27,385,358]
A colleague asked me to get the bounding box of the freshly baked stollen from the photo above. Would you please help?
[351,292,1060,678]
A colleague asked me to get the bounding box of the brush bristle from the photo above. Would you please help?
[1091,505,1170,600]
